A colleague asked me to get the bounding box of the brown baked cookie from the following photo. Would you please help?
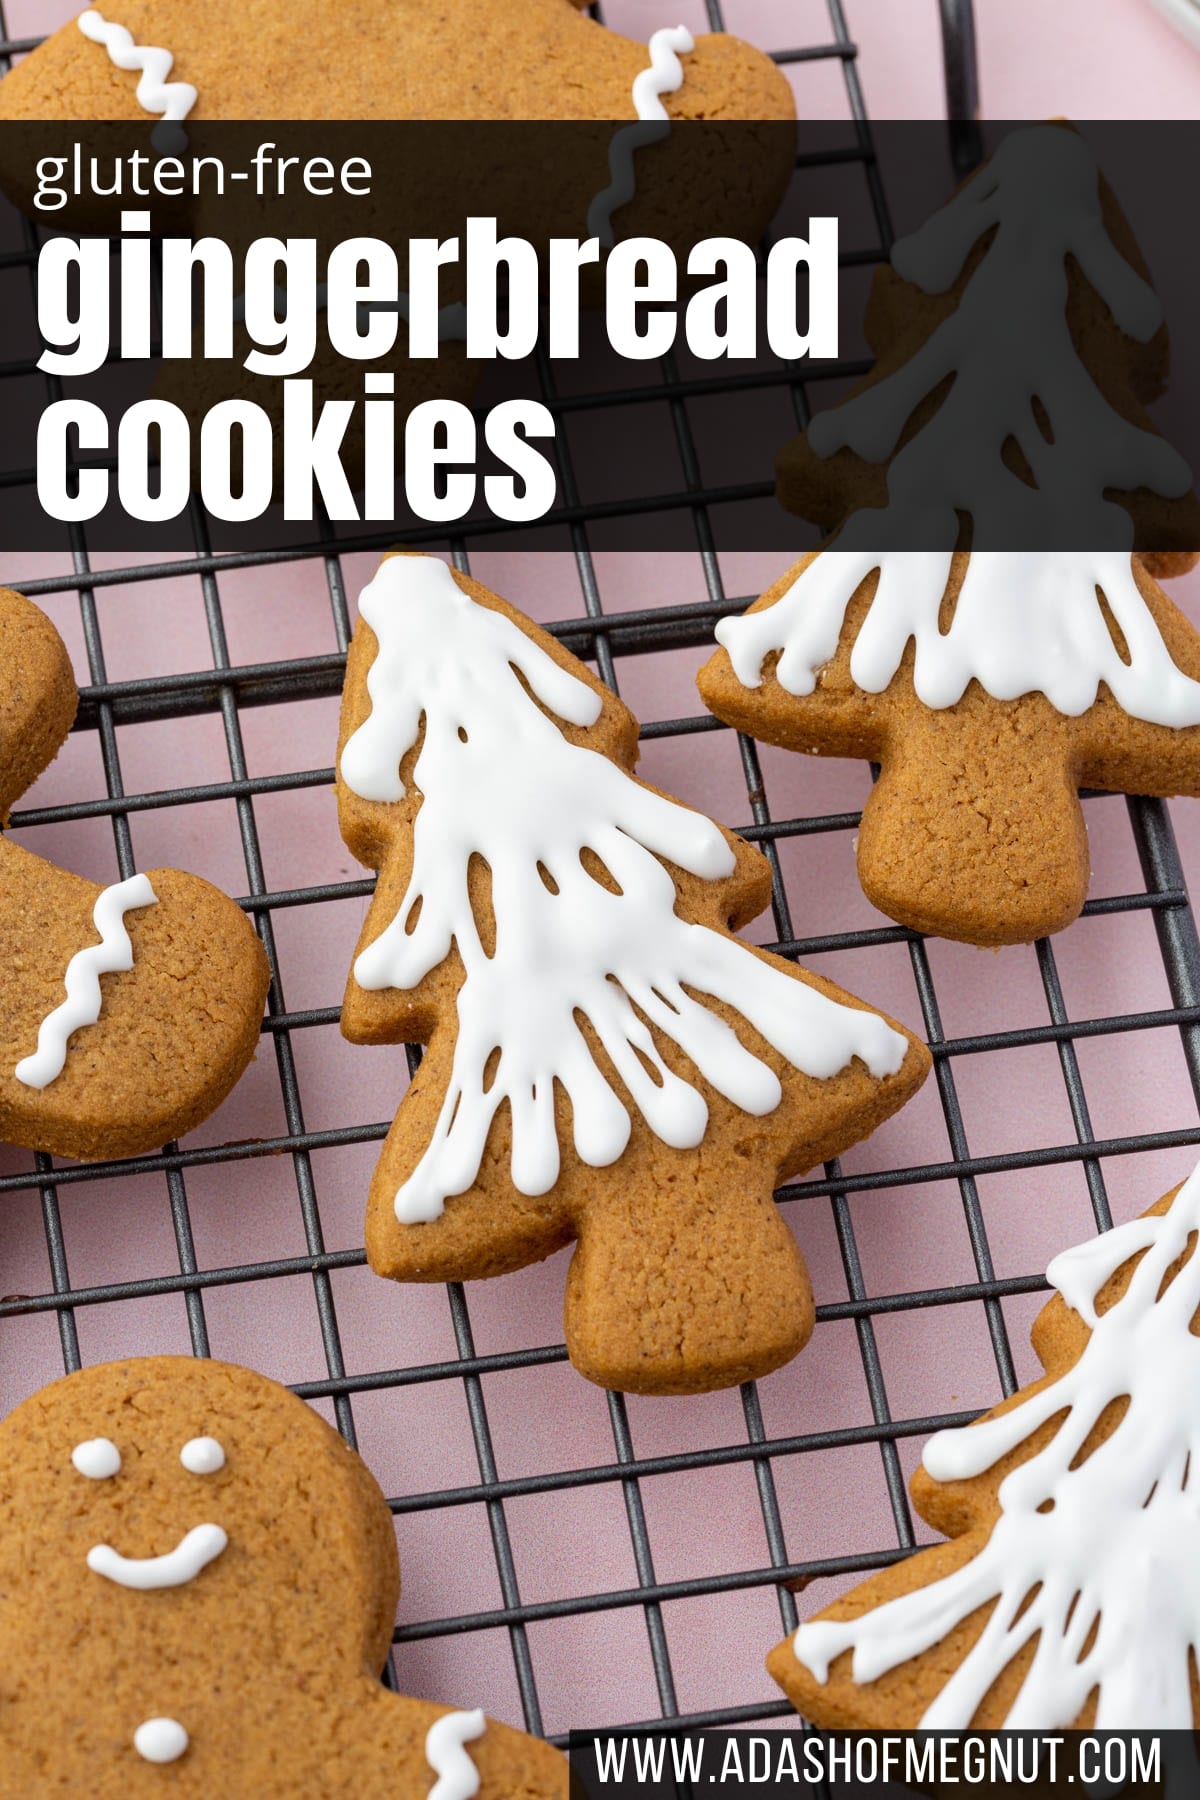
[336,553,930,1395]
[769,1164,1200,1730]
[0,10,793,508]
[772,122,1200,555]
[698,122,1200,948]
[0,590,270,1159]
[698,549,1200,946]
[0,4,793,124]
[0,1355,568,1796]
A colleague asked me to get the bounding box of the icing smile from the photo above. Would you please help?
[87,1522,228,1590]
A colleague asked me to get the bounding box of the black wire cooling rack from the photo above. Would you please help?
[4,0,1200,1756]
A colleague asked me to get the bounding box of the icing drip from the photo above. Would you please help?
[14,873,159,1090]
[133,1718,189,1765]
[806,125,1191,550]
[587,26,695,249]
[77,11,196,137]
[340,557,908,1226]
[180,1437,226,1475]
[715,550,1200,727]
[88,1522,228,1590]
[425,1709,485,1800]
[72,1437,121,1480]
[792,1159,1200,1728]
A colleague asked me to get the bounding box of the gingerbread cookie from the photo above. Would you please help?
[336,553,930,1395]
[0,1355,568,1795]
[772,122,1200,554]
[0,9,795,510]
[699,123,1200,948]
[0,4,792,125]
[699,549,1200,946]
[770,1162,1200,1729]
[0,590,270,1159]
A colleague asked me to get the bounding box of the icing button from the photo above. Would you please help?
[133,1718,189,1764]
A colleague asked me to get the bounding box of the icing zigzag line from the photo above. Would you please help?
[588,25,695,249]
[15,873,159,1090]
[77,9,197,126]
[425,1708,486,1800]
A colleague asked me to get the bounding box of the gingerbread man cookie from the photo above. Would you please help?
[770,1160,1200,1728]
[0,1355,568,1795]
[336,553,930,1395]
[0,590,270,1159]
[0,3,793,125]
[0,9,795,509]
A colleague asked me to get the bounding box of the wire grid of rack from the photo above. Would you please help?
[3,0,1200,1755]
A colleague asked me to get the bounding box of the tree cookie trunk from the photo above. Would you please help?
[563,1138,814,1395]
[860,700,1088,946]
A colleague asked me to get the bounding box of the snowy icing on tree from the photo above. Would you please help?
[716,124,1200,727]
[716,548,1200,727]
[792,1161,1200,1728]
[340,555,908,1227]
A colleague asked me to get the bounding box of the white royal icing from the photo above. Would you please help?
[133,1718,189,1765]
[87,1522,228,1590]
[425,1708,485,1800]
[340,557,908,1226]
[588,25,695,249]
[180,1436,226,1475]
[715,550,1200,727]
[77,10,197,133]
[72,1437,122,1480]
[807,124,1191,550]
[792,1158,1200,1729]
[14,873,159,1090]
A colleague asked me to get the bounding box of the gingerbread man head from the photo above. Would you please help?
[0,1356,567,1797]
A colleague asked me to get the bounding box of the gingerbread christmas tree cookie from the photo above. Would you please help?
[773,123,1200,555]
[770,1162,1200,1729]
[700,124,1200,947]
[700,549,1200,945]
[0,1355,568,1795]
[0,590,270,1159]
[337,554,930,1395]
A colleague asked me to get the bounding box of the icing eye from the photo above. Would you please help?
[72,1438,121,1480]
[180,1437,225,1476]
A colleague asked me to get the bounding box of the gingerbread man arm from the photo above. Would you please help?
[345,1690,568,1800]
[0,589,270,1158]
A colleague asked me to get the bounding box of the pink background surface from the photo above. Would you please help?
[1,0,1200,1746]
